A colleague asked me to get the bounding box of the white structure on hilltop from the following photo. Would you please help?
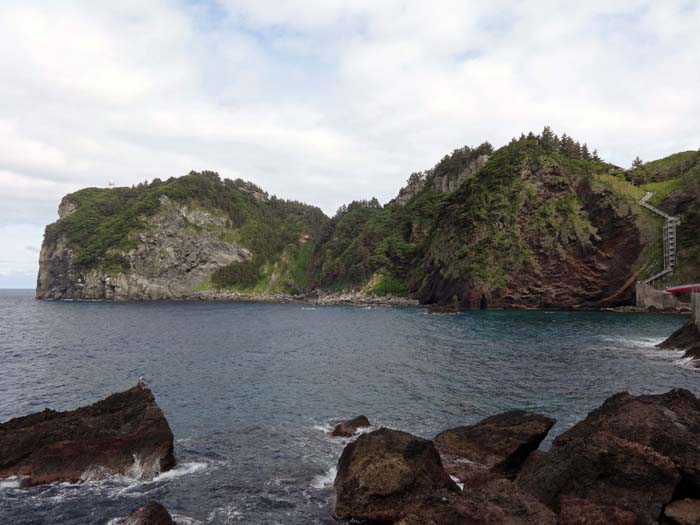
[108,180,115,189]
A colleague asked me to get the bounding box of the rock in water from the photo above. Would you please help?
[334,428,458,522]
[331,415,370,437]
[0,384,175,486]
[434,410,555,481]
[121,501,175,525]
[515,389,700,524]
[659,321,700,365]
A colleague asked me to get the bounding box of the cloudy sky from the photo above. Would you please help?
[1,1,699,287]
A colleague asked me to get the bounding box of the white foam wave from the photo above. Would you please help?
[152,461,207,482]
[449,475,464,491]
[311,466,337,489]
[601,336,665,348]
[0,476,24,489]
[207,504,242,522]
[312,423,333,433]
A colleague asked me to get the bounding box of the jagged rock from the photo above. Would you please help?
[664,499,700,525]
[551,389,700,489]
[334,428,457,522]
[515,390,700,523]
[121,501,175,525]
[331,415,370,437]
[434,410,555,481]
[0,384,175,486]
[659,322,700,366]
[397,471,556,525]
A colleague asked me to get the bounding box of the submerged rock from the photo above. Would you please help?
[434,410,555,481]
[0,384,175,486]
[334,428,457,522]
[121,501,175,525]
[331,415,370,437]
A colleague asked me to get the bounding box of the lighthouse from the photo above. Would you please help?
[108,179,115,189]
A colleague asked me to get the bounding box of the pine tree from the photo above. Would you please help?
[631,156,643,169]
[592,149,601,161]
[540,126,557,151]
[581,143,591,160]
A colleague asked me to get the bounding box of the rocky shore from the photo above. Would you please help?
[658,293,700,367]
[0,383,175,486]
[333,389,700,524]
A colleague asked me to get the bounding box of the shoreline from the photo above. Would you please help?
[30,288,694,315]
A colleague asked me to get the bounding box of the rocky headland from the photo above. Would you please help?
[333,389,700,524]
[0,384,175,486]
[35,132,700,310]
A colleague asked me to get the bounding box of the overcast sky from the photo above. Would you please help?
[1,1,699,288]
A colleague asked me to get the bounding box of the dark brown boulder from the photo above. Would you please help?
[517,431,680,524]
[434,410,555,481]
[334,427,458,522]
[331,415,370,437]
[0,384,175,486]
[553,389,700,490]
[397,471,556,525]
[663,499,700,525]
[122,501,175,525]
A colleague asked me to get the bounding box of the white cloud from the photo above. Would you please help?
[0,0,699,286]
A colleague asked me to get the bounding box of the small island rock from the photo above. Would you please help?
[331,415,370,437]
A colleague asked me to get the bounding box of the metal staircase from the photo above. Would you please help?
[639,191,681,284]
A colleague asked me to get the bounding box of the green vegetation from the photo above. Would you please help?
[626,150,700,185]
[44,129,699,300]
[46,171,328,292]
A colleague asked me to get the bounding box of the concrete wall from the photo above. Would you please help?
[636,283,689,311]
[692,292,700,326]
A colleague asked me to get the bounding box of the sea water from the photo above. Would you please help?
[0,289,696,524]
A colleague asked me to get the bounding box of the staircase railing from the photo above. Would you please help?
[639,192,681,285]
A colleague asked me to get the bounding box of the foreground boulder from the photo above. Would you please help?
[0,384,175,485]
[120,501,176,525]
[332,415,371,437]
[517,431,679,524]
[434,410,555,481]
[517,389,700,524]
[551,389,700,490]
[397,471,556,525]
[334,428,457,522]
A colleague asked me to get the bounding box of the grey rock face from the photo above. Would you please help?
[36,196,250,300]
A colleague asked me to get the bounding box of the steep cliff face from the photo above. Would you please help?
[37,172,327,300]
[415,155,644,309]
[37,197,250,299]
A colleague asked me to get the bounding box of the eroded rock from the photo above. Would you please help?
[0,384,175,486]
[334,428,457,522]
[434,410,555,481]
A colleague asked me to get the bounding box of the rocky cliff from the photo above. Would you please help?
[37,172,327,300]
[36,132,699,307]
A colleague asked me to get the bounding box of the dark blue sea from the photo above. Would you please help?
[0,289,697,524]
